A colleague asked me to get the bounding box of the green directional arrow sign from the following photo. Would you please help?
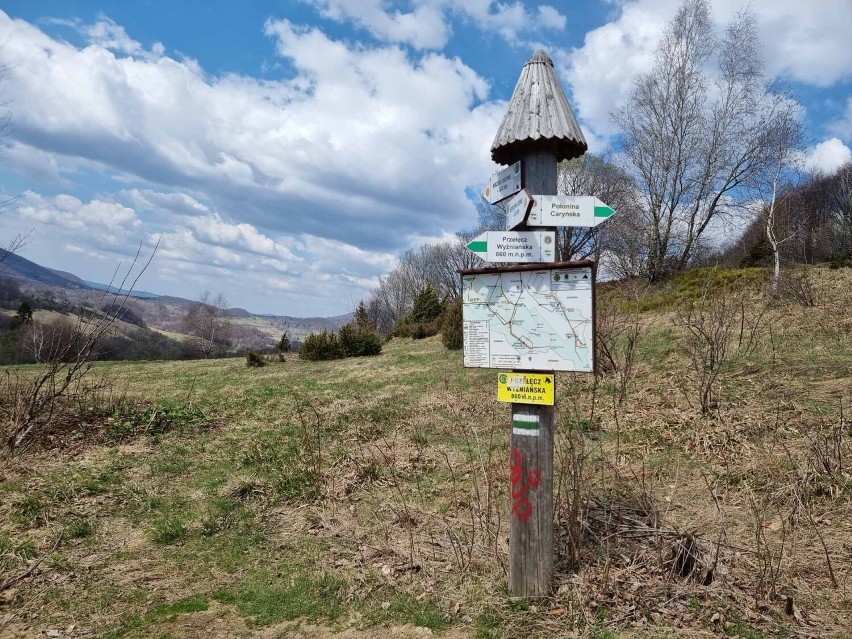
[527,196,616,227]
[466,230,555,263]
[594,204,614,219]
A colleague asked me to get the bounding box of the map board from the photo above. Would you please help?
[461,263,594,372]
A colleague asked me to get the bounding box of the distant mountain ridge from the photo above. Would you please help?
[0,249,351,335]
[1,249,94,289]
[83,280,161,299]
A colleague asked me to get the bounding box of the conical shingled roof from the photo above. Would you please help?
[491,49,587,165]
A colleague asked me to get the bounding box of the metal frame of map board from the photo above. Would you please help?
[458,260,597,373]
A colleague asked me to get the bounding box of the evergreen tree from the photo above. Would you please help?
[354,300,371,329]
[410,286,443,323]
[441,298,463,350]
[10,302,33,330]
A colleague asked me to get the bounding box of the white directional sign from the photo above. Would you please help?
[505,189,533,230]
[527,196,615,227]
[483,161,522,204]
[466,231,555,263]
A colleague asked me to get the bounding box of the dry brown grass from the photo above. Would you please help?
[1,267,850,638]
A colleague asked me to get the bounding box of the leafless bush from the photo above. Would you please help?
[1,244,156,454]
[745,486,791,602]
[777,268,818,307]
[672,277,769,412]
[555,422,587,568]
[595,288,642,404]
[562,471,712,584]
[802,402,849,493]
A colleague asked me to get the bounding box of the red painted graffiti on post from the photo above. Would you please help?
[510,447,540,521]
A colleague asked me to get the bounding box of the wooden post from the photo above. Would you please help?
[509,149,557,597]
[486,49,588,598]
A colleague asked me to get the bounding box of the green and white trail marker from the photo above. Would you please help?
[465,230,555,263]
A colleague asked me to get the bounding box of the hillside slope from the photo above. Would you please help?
[0,265,850,638]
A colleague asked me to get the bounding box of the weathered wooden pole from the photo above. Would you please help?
[490,50,587,598]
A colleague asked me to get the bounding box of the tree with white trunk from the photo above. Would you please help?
[613,0,802,281]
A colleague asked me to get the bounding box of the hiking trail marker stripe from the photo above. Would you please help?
[511,412,541,436]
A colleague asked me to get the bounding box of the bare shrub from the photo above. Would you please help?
[776,268,818,307]
[745,485,792,602]
[802,402,849,494]
[672,275,769,412]
[595,285,642,404]
[555,420,587,569]
[1,245,156,454]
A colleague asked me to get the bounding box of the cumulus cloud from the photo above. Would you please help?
[4,187,401,315]
[3,142,67,185]
[0,11,500,253]
[304,0,567,49]
[19,192,139,231]
[305,0,450,49]
[560,0,852,145]
[123,189,209,216]
[804,138,852,175]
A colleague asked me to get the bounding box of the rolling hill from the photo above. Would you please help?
[0,249,352,350]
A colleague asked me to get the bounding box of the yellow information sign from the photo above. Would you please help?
[497,372,554,405]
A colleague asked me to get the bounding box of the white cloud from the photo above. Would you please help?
[804,138,852,175]
[449,0,567,45]
[537,5,567,30]
[306,0,450,49]
[3,142,66,185]
[827,97,852,143]
[123,189,210,216]
[81,15,144,55]
[5,186,402,315]
[304,0,567,49]
[560,0,852,146]
[19,192,139,231]
[0,11,498,254]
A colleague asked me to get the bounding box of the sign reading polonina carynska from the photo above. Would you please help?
[527,195,615,227]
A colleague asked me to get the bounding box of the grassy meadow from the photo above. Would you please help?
[1,266,851,638]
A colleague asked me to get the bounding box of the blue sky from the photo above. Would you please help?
[1,1,850,316]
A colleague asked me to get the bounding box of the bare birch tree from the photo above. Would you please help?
[613,0,796,281]
[182,292,232,358]
[754,101,804,294]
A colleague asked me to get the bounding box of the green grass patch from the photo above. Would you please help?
[104,595,209,638]
[361,592,448,631]
[214,571,346,626]
[150,515,189,545]
[474,612,501,639]
[637,267,765,312]
[63,517,96,539]
[105,400,213,440]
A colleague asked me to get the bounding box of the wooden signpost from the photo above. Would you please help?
[460,49,615,598]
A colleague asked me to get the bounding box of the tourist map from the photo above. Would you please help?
[462,266,594,372]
